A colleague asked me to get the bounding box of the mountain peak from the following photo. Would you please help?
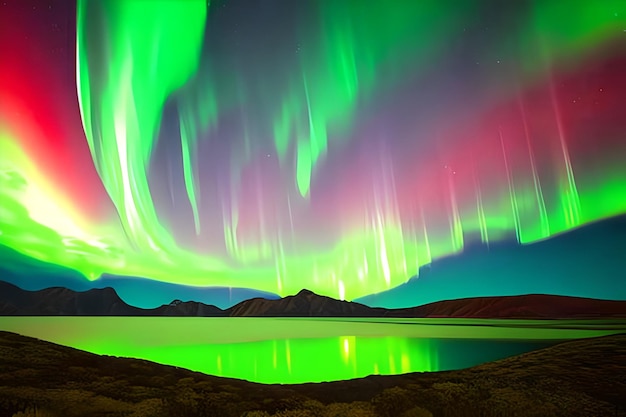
[295,289,316,297]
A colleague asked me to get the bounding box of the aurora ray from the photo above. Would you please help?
[0,0,624,303]
[76,0,208,253]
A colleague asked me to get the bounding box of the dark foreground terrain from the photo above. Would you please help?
[0,332,625,417]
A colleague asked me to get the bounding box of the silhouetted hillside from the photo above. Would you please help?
[0,281,143,315]
[385,293,626,319]
[154,299,224,317]
[224,289,385,317]
[0,281,225,316]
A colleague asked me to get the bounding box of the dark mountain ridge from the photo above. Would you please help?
[388,293,626,318]
[0,280,225,316]
[226,289,386,317]
[2,280,625,318]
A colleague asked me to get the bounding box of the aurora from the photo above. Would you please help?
[0,0,625,302]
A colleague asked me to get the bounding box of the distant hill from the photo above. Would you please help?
[95,274,281,309]
[385,293,626,319]
[0,281,225,316]
[226,289,385,317]
[0,281,141,316]
[1,331,625,416]
[2,280,625,318]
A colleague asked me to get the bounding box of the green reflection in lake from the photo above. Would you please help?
[124,336,435,383]
[1,317,624,383]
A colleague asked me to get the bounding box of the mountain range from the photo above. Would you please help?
[2,280,625,318]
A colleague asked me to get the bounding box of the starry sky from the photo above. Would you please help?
[1,0,625,304]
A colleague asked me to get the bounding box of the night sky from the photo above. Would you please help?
[1,0,625,306]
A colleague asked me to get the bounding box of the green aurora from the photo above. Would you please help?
[0,0,624,300]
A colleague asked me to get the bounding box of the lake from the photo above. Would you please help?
[1,317,624,384]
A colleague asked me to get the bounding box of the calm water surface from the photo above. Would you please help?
[1,317,624,383]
